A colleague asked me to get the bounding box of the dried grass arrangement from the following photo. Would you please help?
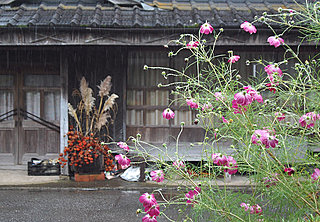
[68,76,118,140]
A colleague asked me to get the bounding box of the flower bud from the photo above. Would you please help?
[185,58,189,62]
[136,133,141,138]
[143,65,148,70]
[220,28,224,32]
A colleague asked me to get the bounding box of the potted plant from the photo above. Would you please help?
[58,76,118,180]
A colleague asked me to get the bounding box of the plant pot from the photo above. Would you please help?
[69,155,105,176]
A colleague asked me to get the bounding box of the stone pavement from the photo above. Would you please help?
[0,165,252,190]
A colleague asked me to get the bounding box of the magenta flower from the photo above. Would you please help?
[145,203,160,217]
[234,92,253,106]
[240,21,257,34]
[142,214,157,222]
[117,142,129,151]
[225,156,238,175]
[173,160,185,169]
[115,154,131,169]
[266,82,278,93]
[240,202,249,211]
[139,193,157,208]
[284,167,294,176]
[214,92,225,101]
[299,112,320,128]
[275,112,285,121]
[264,64,283,77]
[243,86,263,103]
[311,168,320,181]
[200,22,213,34]
[150,170,165,183]
[212,153,228,166]
[228,55,240,63]
[251,129,278,148]
[232,99,247,114]
[185,187,201,205]
[186,41,199,49]
[186,98,198,109]
[162,108,175,120]
[222,116,229,124]
[267,36,284,48]
[249,204,262,215]
[241,203,262,215]
[201,102,213,111]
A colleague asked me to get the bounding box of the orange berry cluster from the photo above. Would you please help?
[58,129,115,172]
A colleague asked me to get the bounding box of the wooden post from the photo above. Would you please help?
[60,49,69,175]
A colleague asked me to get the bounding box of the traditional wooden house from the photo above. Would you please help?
[0,0,310,167]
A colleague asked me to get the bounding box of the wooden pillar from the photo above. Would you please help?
[60,49,69,175]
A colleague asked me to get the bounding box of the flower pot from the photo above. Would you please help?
[70,154,105,175]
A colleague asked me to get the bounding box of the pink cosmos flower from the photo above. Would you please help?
[214,92,225,101]
[202,102,213,111]
[228,55,240,63]
[162,108,175,120]
[240,21,257,34]
[232,99,247,114]
[222,116,229,124]
[275,112,285,121]
[251,129,278,148]
[240,202,249,211]
[243,86,263,103]
[212,153,228,166]
[266,82,278,93]
[264,64,283,77]
[145,203,160,217]
[173,160,185,169]
[241,203,262,215]
[115,154,131,169]
[150,170,165,183]
[139,193,157,208]
[311,168,320,181]
[284,167,294,176]
[186,41,199,49]
[117,142,129,151]
[185,187,201,205]
[249,204,262,215]
[234,92,253,106]
[200,22,213,35]
[142,214,157,222]
[267,36,284,48]
[186,98,199,109]
[225,156,238,175]
[299,112,320,128]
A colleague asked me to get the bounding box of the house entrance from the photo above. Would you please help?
[0,71,60,165]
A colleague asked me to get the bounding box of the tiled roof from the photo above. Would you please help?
[0,0,305,28]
